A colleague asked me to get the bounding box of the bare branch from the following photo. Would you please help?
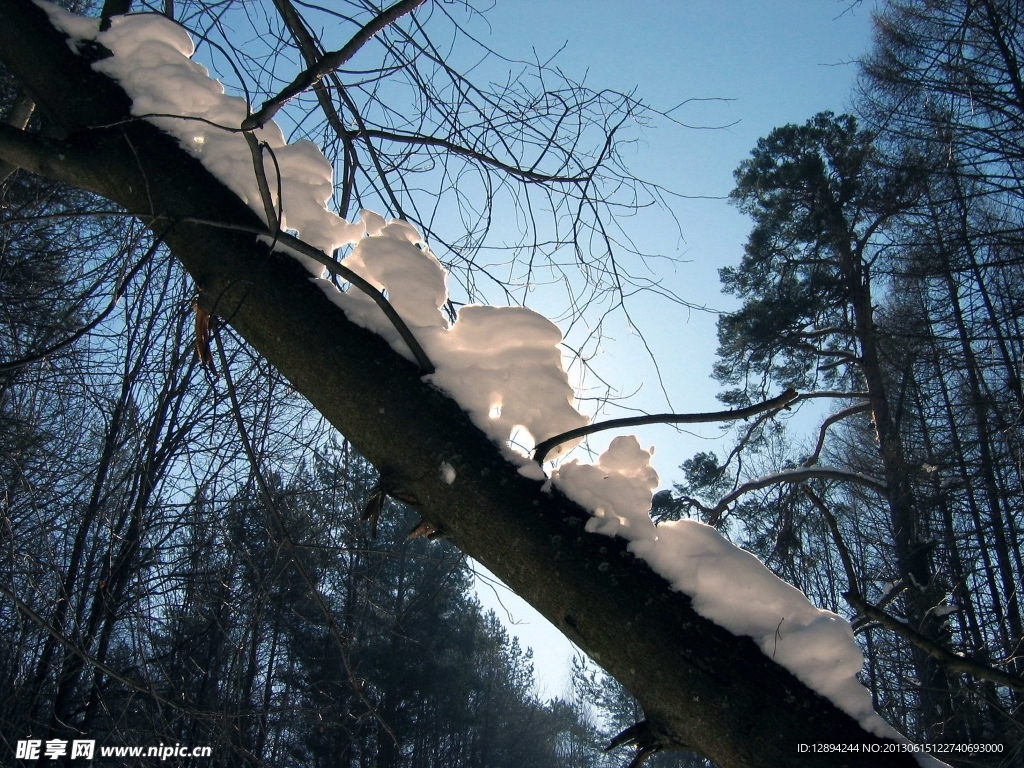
[797,390,870,400]
[244,130,281,231]
[213,327,396,739]
[0,237,160,372]
[795,341,861,364]
[270,230,436,374]
[533,388,799,464]
[801,402,872,467]
[803,486,1024,692]
[715,391,848,482]
[0,583,211,718]
[242,0,427,131]
[801,485,859,594]
[851,581,908,634]
[343,127,595,183]
[269,0,354,213]
[696,467,887,526]
[222,130,435,374]
[846,593,1024,693]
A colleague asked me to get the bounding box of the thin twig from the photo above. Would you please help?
[157,215,432,372]
[239,131,432,371]
[0,236,160,372]
[244,130,281,231]
[692,467,887,526]
[272,230,435,374]
[341,127,594,183]
[801,485,859,593]
[172,213,433,372]
[717,395,809,489]
[269,0,354,214]
[179,138,436,374]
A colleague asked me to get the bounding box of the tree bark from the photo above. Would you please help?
[0,2,923,764]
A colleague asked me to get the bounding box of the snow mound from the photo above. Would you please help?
[314,221,589,458]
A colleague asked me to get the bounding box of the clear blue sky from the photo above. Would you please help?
[471,0,880,698]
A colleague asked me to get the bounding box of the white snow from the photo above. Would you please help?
[37,1,364,274]
[39,1,99,42]
[553,436,658,541]
[552,440,914,745]
[36,4,946,761]
[310,219,589,459]
[439,462,456,485]
[635,521,887,731]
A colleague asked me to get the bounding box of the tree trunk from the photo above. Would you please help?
[844,249,951,736]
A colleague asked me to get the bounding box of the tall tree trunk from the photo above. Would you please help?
[843,249,951,736]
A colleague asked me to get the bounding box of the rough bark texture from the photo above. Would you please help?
[0,2,924,764]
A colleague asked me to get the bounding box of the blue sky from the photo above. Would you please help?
[471,0,880,698]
